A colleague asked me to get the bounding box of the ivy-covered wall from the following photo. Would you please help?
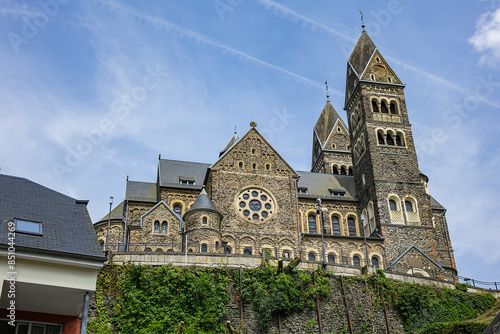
[88,265,496,334]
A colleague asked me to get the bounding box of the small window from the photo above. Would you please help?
[332,215,341,235]
[173,204,182,215]
[390,101,397,114]
[15,219,42,235]
[353,255,361,267]
[372,257,380,269]
[378,132,385,145]
[266,164,270,171]
[179,180,195,185]
[155,248,163,252]
[251,148,255,155]
[331,190,346,197]
[333,166,339,174]
[282,250,291,258]
[154,220,160,232]
[387,77,392,83]
[348,167,353,175]
[386,134,394,146]
[308,252,316,261]
[297,187,308,194]
[308,214,317,234]
[376,57,380,63]
[381,101,389,113]
[201,243,208,253]
[389,200,397,211]
[252,163,256,170]
[202,217,208,225]
[238,162,243,169]
[224,246,232,254]
[332,143,336,149]
[395,134,403,146]
[348,217,357,236]
[340,166,347,175]
[372,100,379,113]
[405,200,414,212]
[161,221,167,233]
[145,248,153,252]
[244,248,252,255]
[370,74,375,81]
[327,254,335,263]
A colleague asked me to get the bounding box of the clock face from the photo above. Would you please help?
[234,187,277,222]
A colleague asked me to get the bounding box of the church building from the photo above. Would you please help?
[94,31,457,280]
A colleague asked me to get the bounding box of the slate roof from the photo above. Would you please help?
[297,171,357,200]
[348,31,377,77]
[125,181,157,203]
[430,196,445,210]
[0,174,105,261]
[184,188,221,218]
[96,201,125,224]
[314,100,347,147]
[158,159,210,189]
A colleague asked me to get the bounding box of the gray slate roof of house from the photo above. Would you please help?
[125,181,157,203]
[0,174,105,261]
[184,188,221,217]
[297,171,357,200]
[158,159,210,189]
[430,196,445,210]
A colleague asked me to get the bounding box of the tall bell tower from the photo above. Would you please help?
[344,30,440,265]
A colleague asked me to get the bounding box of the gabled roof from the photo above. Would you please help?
[158,159,210,189]
[184,188,222,218]
[314,100,346,147]
[0,174,105,261]
[96,201,125,224]
[212,127,299,178]
[430,196,446,211]
[137,200,182,228]
[389,245,444,270]
[297,171,357,200]
[125,181,157,203]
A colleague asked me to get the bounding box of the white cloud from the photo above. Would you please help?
[469,7,500,67]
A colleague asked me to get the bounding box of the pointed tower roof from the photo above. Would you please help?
[219,131,239,157]
[345,31,404,107]
[184,187,222,218]
[313,99,347,147]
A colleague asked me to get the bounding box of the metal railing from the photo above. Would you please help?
[458,276,500,291]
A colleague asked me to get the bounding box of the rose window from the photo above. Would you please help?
[235,187,276,222]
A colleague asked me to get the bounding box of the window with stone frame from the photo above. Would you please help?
[161,221,167,233]
[154,220,160,232]
[331,215,341,235]
[372,256,380,269]
[353,255,361,267]
[348,216,357,236]
[201,243,208,253]
[308,252,316,261]
[202,216,208,225]
[173,204,182,215]
[308,214,317,234]
[327,254,335,263]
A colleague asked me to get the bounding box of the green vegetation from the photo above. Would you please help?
[88,265,497,334]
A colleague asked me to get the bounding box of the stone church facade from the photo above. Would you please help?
[95,31,457,280]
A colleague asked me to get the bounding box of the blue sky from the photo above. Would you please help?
[1,0,500,282]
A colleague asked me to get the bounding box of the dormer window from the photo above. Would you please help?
[330,190,346,197]
[15,218,42,235]
[179,176,195,185]
[297,187,308,194]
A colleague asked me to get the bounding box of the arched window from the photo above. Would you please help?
[333,166,339,174]
[202,217,208,225]
[389,200,397,211]
[386,134,394,146]
[353,255,360,267]
[381,101,389,113]
[378,132,385,145]
[145,248,152,252]
[405,200,414,212]
[215,241,219,251]
[327,254,335,263]
[266,164,270,171]
[252,163,256,170]
[154,220,160,232]
[173,204,182,215]
[201,243,208,253]
[348,217,357,236]
[99,241,104,251]
[348,167,353,175]
[332,215,341,235]
[340,166,347,175]
[395,134,402,146]
[244,248,252,255]
[161,221,167,233]
[308,214,317,234]
[372,100,379,113]
[224,246,232,254]
[390,101,397,114]
[308,252,316,261]
[282,250,290,258]
[156,248,163,252]
[239,162,243,169]
[372,257,380,269]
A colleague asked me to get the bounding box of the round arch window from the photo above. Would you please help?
[235,187,277,222]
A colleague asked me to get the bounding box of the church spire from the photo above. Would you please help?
[219,128,239,157]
